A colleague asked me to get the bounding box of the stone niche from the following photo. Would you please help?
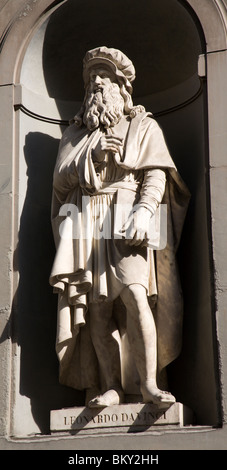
[12,0,220,436]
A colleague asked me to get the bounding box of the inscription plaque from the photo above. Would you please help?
[50,402,193,432]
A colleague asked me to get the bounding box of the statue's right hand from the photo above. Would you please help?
[92,135,124,162]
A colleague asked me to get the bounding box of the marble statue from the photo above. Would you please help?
[50,46,190,408]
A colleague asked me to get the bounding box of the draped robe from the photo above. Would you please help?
[50,112,190,393]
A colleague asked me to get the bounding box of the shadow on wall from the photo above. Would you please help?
[16,132,84,434]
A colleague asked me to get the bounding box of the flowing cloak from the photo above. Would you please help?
[50,112,190,393]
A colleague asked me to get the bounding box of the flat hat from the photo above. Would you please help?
[83,46,136,93]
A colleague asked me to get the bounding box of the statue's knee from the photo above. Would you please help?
[121,284,147,308]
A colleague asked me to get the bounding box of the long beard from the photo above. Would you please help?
[83,83,125,131]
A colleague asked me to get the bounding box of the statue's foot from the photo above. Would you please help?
[85,387,101,407]
[88,388,124,408]
[141,382,176,405]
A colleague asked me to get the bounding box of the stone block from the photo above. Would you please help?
[50,402,193,433]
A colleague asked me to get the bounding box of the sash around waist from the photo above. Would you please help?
[96,180,141,195]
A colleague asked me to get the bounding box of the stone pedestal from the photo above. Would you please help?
[50,402,193,433]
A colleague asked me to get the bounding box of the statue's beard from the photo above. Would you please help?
[83,83,125,131]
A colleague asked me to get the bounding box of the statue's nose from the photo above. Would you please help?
[94,75,102,84]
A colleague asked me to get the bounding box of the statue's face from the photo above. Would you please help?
[83,65,124,130]
[89,66,118,93]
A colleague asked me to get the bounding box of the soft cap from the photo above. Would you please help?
[83,46,136,93]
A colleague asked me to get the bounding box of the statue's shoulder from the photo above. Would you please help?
[61,122,86,142]
[59,123,88,152]
[134,111,161,133]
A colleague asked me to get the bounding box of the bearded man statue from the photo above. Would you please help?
[50,46,190,408]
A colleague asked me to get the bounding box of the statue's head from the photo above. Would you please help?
[83,46,136,95]
[73,46,145,130]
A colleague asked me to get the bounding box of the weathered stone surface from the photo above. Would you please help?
[50,402,193,432]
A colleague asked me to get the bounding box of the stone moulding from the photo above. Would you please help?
[0,0,68,84]
[186,0,227,52]
[14,103,69,126]
[14,77,204,125]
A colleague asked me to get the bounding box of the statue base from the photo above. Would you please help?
[50,402,194,433]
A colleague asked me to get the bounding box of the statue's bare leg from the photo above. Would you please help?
[120,284,175,405]
[88,301,124,408]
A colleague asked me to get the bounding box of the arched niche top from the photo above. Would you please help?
[186,0,227,52]
[20,0,203,104]
[0,0,227,86]
[0,0,67,85]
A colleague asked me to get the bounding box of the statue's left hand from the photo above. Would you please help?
[124,206,152,246]
[92,135,124,162]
